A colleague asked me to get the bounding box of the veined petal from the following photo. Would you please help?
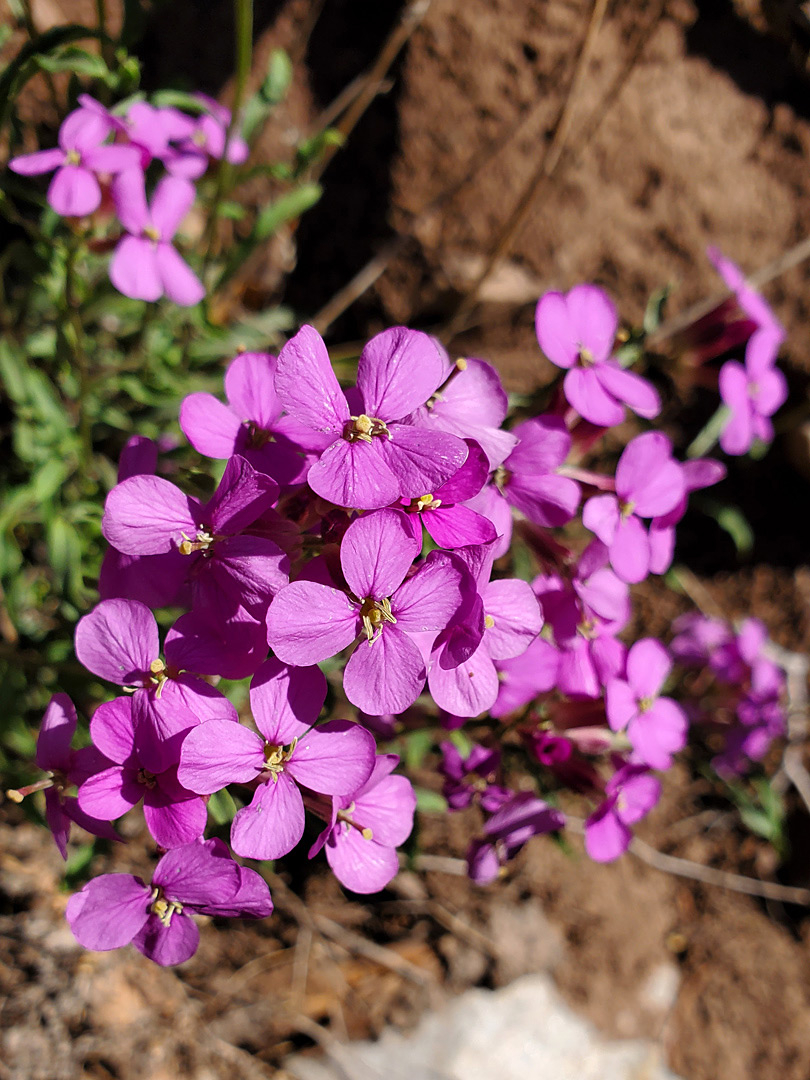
[225,352,281,430]
[36,694,77,772]
[357,327,445,419]
[428,641,499,717]
[605,677,638,732]
[423,504,496,548]
[102,474,200,555]
[250,657,327,745]
[231,773,305,860]
[178,719,262,794]
[288,720,376,796]
[340,508,419,600]
[307,438,400,510]
[75,599,158,683]
[78,766,142,821]
[377,425,468,499]
[482,579,543,660]
[152,837,241,908]
[609,514,650,584]
[393,550,468,633]
[343,624,426,715]
[180,392,242,458]
[506,473,580,528]
[89,697,137,765]
[507,415,571,474]
[133,912,199,966]
[566,284,619,363]
[143,794,206,849]
[66,874,150,951]
[204,455,279,535]
[267,581,358,665]
[584,803,629,863]
[275,325,350,434]
[325,828,400,894]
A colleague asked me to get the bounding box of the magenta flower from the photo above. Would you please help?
[274,325,468,509]
[404,354,519,468]
[7,694,118,859]
[533,541,629,698]
[102,454,288,630]
[426,544,543,718]
[179,658,375,860]
[77,94,197,168]
[648,457,726,575]
[584,762,661,862]
[496,415,580,528]
[74,599,238,771]
[66,838,273,966]
[400,439,496,548]
[606,639,688,770]
[78,697,207,849]
[309,754,417,894]
[708,247,786,345]
[439,742,509,812]
[491,637,559,718]
[267,509,471,714]
[180,351,317,487]
[109,169,204,306]
[166,94,249,179]
[467,792,565,885]
[719,333,788,455]
[582,432,685,583]
[99,436,190,609]
[9,104,139,217]
[535,284,660,427]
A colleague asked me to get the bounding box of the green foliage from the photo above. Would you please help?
[727,776,787,856]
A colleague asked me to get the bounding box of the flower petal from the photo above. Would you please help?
[357,327,445,419]
[155,242,205,306]
[267,581,359,665]
[109,235,163,302]
[275,325,350,434]
[66,874,150,951]
[178,719,262,794]
[343,624,426,715]
[250,657,327,745]
[48,165,100,216]
[102,474,200,555]
[75,599,158,684]
[288,719,375,795]
[340,508,419,600]
[231,773,305,860]
[36,694,78,772]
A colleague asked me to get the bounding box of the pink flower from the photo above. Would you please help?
[582,432,685,583]
[309,754,417,894]
[9,104,139,217]
[584,762,661,862]
[535,284,660,427]
[274,325,468,510]
[267,509,472,714]
[109,170,204,306]
[178,659,375,861]
[719,333,788,456]
[606,639,688,770]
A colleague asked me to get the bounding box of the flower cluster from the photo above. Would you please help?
[8,93,246,306]
[14,269,790,964]
[671,613,787,777]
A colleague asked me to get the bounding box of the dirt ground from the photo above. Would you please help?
[4,0,810,1077]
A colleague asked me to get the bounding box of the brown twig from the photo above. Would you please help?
[312,912,438,989]
[566,816,810,905]
[439,0,610,341]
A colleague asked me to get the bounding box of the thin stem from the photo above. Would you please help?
[64,241,93,467]
[201,0,254,289]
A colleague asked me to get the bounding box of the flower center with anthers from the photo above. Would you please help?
[493,465,510,491]
[178,528,219,556]
[578,345,595,366]
[245,421,274,449]
[619,498,635,520]
[149,658,169,697]
[638,696,654,713]
[150,887,183,927]
[65,149,81,166]
[137,768,157,789]
[407,493,442,513]
[344,414,392,444]
[263,741,296,782]
[192,129,207,148]
[143,224,160,243]
[358,596,397,644]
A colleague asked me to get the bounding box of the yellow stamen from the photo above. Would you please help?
[359,596,396,644]
[345,414,392,444]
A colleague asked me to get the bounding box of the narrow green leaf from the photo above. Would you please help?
[414,787,448,814]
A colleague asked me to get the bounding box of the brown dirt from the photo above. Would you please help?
[4,1,810,1078]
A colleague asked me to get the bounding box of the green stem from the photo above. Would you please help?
[200,0,253,292]
[64,242,93,468]
[686,404,731,460]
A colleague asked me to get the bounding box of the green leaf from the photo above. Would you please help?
[414,787,448,814]
[686,404,731,459]
[697,498,754,557]
[263,49,293,105]
[32,459,70,502]
[37,46,109,79]
[403,728,434,770]
[150,89,210,114]
[208,788,237,826]
[253,183,323,241]
[643,285,671,335]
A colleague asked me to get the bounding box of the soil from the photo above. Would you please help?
[4,0,810,1078]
